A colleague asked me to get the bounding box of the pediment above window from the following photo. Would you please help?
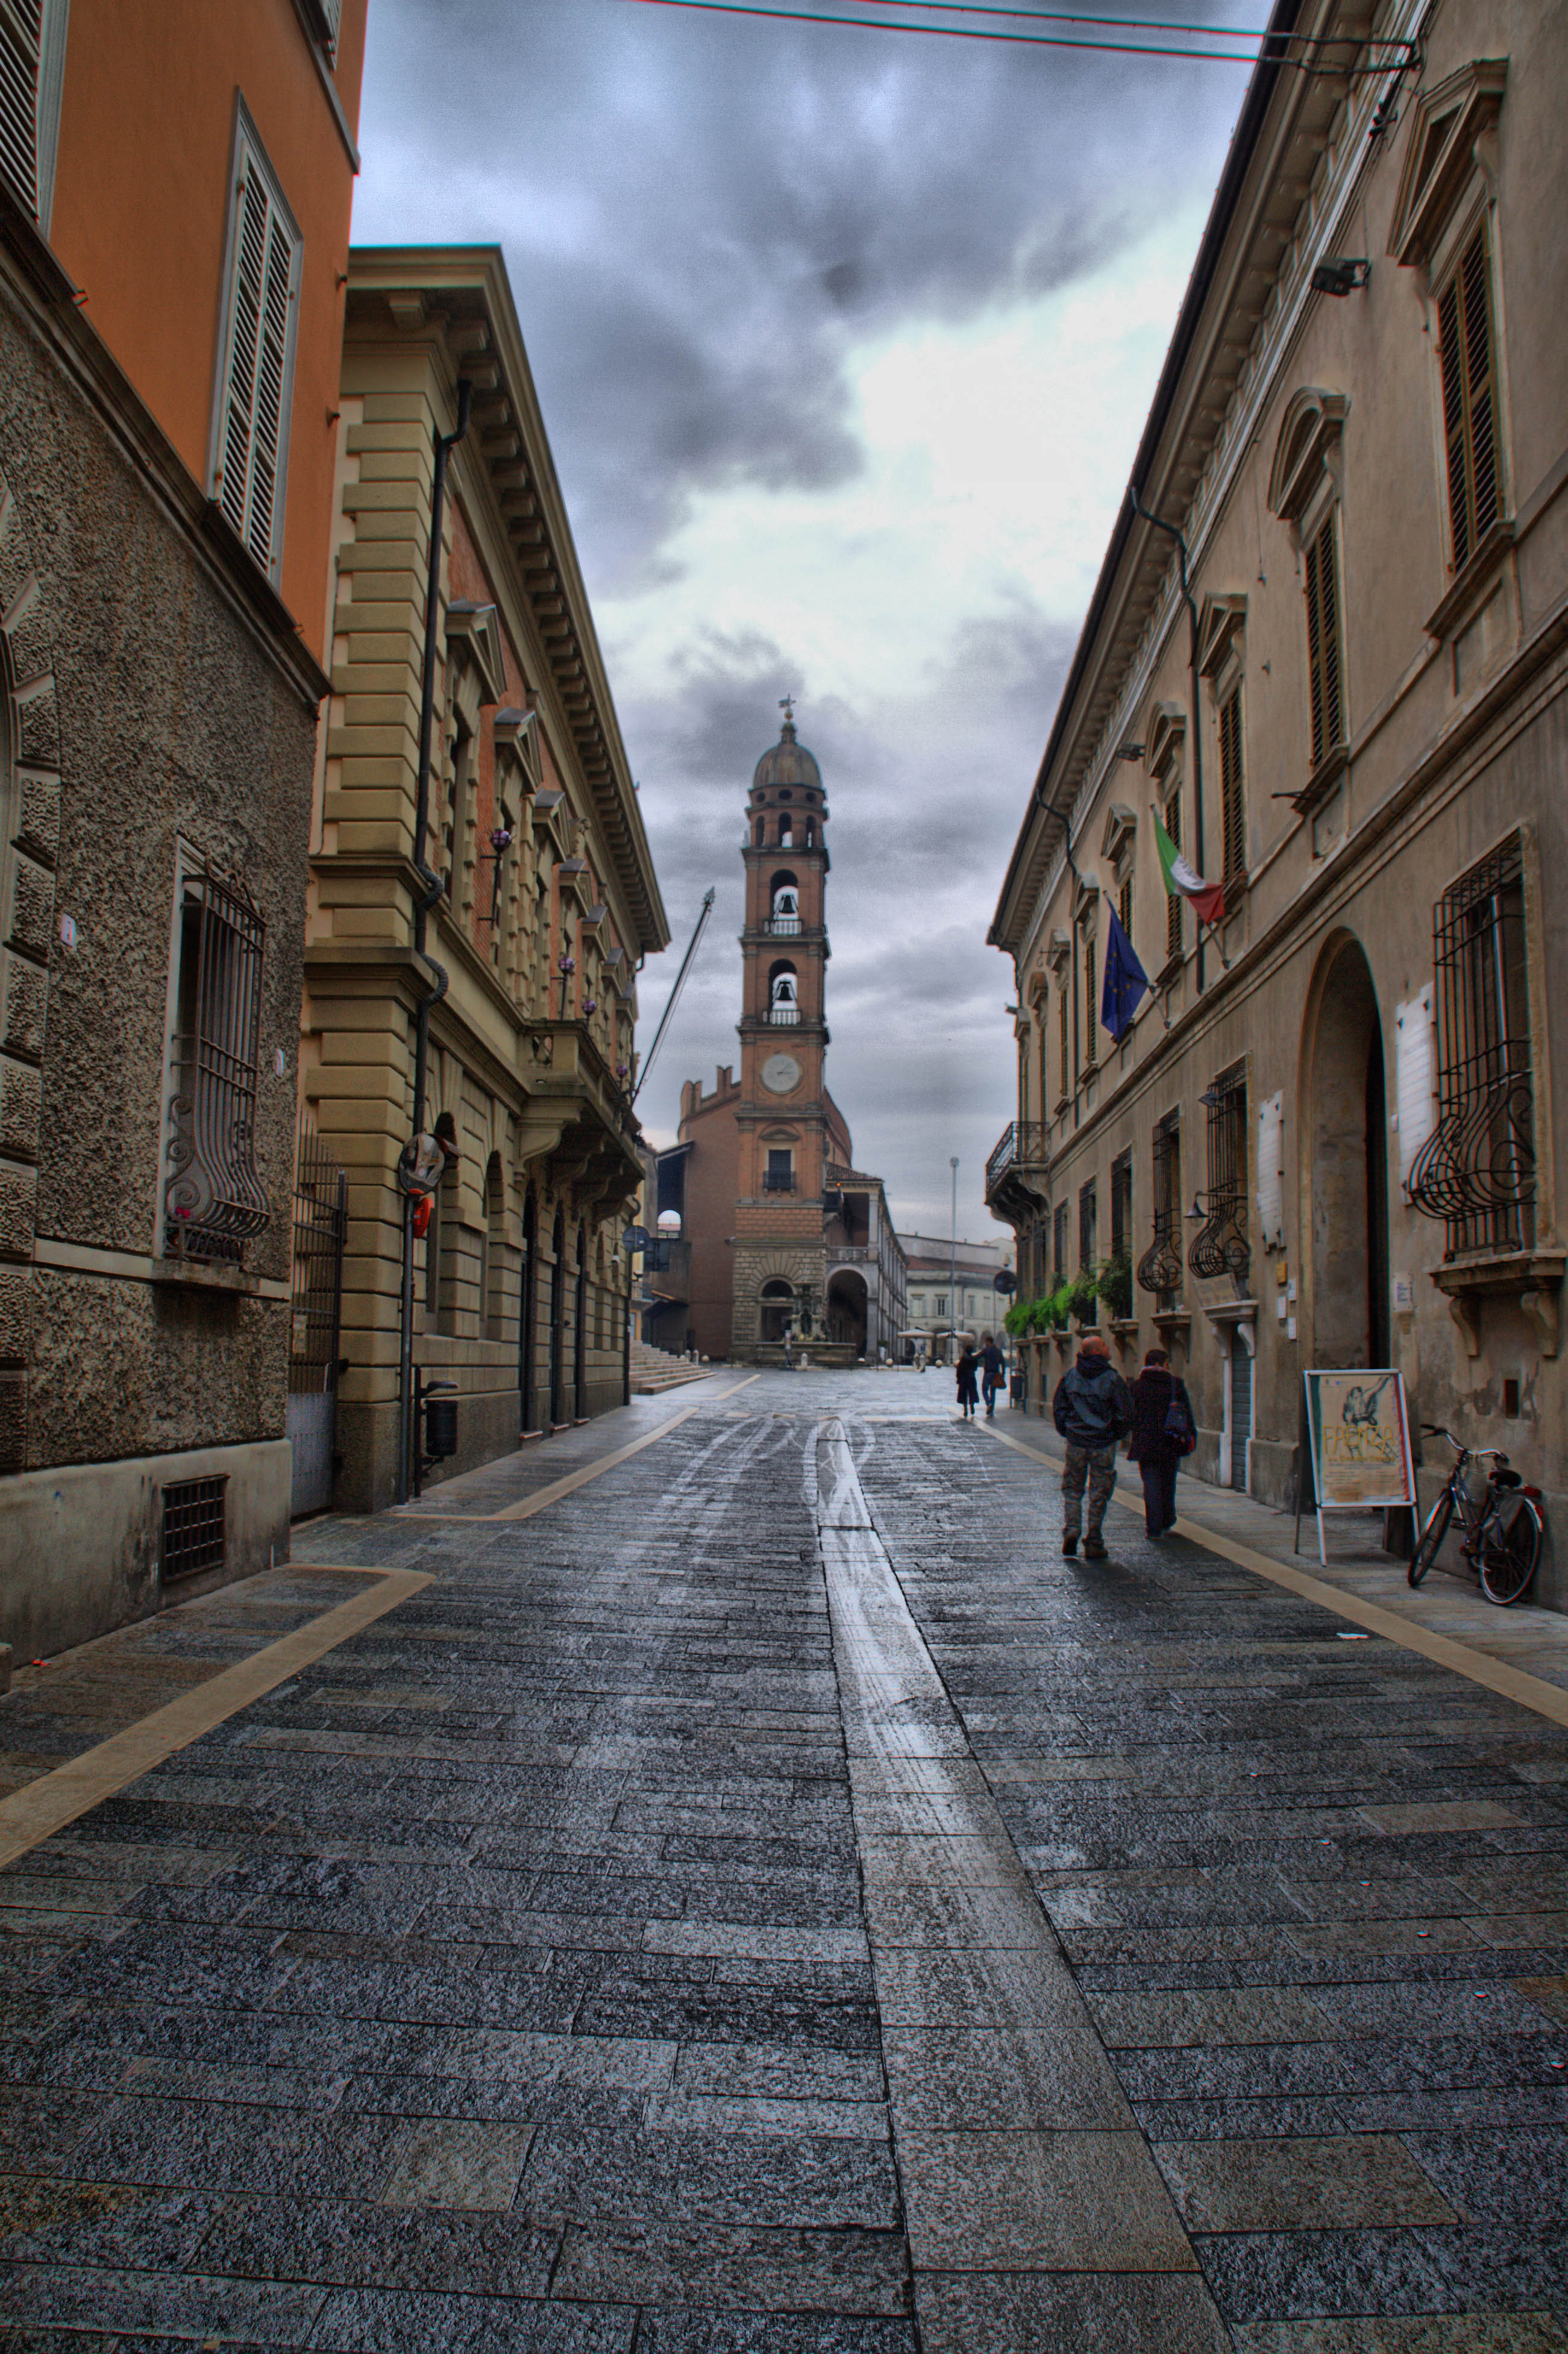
[1145,701,1185,782]
[1267,389,1348,524]
[494,706,542,794]
[445,599,507,705]
[1025,966,1050,1005]
[1197,593,1247,679]
[1100,803,1137,867]
[1046,927,1072,976]
[1388,60,1507,269]
[1071,870,1100,928]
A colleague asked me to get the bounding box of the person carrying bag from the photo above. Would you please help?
[1127,1345,1196,1537]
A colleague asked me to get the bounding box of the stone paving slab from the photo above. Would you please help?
[0,1370,1564,2346]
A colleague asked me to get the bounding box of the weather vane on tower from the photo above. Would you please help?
[779,694,796,727]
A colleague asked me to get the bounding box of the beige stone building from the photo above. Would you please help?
[987,0,1568,1608]
[302,248,667,1510]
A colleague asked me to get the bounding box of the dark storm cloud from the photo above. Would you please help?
[357,0,1248,576]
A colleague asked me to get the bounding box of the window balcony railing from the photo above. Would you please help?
[762,1172,797,1192]
[768,1005,800,1025]
[767,915,801,935]
[984,1121,1049,1203]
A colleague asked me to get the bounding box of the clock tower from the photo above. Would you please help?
[728,704,848,1352]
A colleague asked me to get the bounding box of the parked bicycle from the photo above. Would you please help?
[1408,1425,1543,1605]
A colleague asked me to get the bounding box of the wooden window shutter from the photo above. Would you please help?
[1083,935,1097,1071]
[1165,793,1183,961]
[215,130,300,581]
[1304,514,1344,769]
[1058,982,1068,1100]
[0,0,41,218]
[1118,874,1132,938]
[1219,687,1246,883]
[1437,224,1501,574]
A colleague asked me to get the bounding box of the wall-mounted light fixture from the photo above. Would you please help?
[1311,257,1371,298]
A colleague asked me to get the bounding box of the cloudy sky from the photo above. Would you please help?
[354,0,1261,1236]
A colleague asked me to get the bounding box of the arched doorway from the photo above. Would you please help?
[827,1269,868,1355]
[759,1279,794,1343]
[1300,934,1390,1369]
[519,1188,538,1431]
[548,1204,565,1427]
[574,1222,588,1419]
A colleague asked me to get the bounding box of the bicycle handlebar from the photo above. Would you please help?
[1422,1425,1507,1465]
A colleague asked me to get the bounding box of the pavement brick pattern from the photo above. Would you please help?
[0,1372,1564,2350]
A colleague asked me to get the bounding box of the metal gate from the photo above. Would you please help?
[288,1119,347,1517]
[1230,1331,1252,1492]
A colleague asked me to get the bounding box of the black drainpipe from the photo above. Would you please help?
[397,375,472,1504]
[1129,486,1206,999]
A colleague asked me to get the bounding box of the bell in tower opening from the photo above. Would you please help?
[652,705,908,1367]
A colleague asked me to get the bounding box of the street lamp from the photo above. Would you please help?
[949,1156,959,1369]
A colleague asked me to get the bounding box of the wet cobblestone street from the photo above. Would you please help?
[2,1371,1567,2350]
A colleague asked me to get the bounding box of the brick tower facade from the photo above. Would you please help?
[729,704,849,1354]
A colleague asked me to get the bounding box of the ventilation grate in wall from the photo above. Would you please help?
[162,1476,227,1583]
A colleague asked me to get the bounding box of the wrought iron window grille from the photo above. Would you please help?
[162,1475,227,1581]
[1188,1066,1250,1281]
[1138,1111,1184,1296]
[1407,834,1534,1258]
[163,863,269,1266]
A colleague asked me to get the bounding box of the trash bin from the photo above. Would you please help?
[425,1395,458,1460]
[1009,1367,1026,1408]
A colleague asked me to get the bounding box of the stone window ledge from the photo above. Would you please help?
[1425,517,1515,644]
[1431,1249,1564,1358]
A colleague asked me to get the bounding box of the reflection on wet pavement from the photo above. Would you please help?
[0,1369,1563,2349]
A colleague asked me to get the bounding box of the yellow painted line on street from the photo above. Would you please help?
[978,1420,1568,1734]
[403,1375,763,1525]
[0,1567,433,1872]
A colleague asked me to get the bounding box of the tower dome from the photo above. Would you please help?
[752,706,822,794]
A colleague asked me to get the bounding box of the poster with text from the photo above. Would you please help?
[1305,1369,1416,1509]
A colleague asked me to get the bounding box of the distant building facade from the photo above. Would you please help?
[0,0,365,1655]
[659,714,906,1363]
[301,248,668,1508]
[986,0,1568,1608]
[899,1234,1015,1364]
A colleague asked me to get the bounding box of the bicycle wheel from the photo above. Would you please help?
[1409,1490,1452,1586]
[1479,1496,1542,1606]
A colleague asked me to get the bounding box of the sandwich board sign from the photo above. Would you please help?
[1299,1369,1416,1565]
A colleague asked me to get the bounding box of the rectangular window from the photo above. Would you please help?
[1037,1015,1049,1131]
[765,1148,794,1192]
[0,1,40,218]
[1078,1180,1097,1276]
[163,861,269,1266]
[306,0,344,63]
[1408,832,1533,1258]
[1052,1201,1068,1285]
[1164,791,1184,961]
[1437,222,1502,574]
[212,110,302,584]
[162,1476,227,1582]
[1058,984,1069,1102]
[1304,513,1344,770]
[934,1294,947,1317]
[1191,1062,1249,1281]
[1082,935,1097,1073]
[1218,686,1246,887]
[1109,1149,1132,1268]
[1138,1111,1182,1301]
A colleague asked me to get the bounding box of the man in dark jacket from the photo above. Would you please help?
[1127,1346,1195,1536]
[1052,1332,1132,1558]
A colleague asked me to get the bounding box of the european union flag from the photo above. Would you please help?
[1100,905,1149,1043]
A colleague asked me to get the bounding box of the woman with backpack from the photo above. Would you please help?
[1127,1346,1196,1537]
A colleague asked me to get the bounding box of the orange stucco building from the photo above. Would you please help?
[0,1,366,1652]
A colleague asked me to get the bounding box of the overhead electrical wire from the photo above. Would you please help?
[621,0,1416,73]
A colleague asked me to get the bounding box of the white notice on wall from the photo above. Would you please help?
[1395,985,1437,1190]
[1256,1091,1285,1248]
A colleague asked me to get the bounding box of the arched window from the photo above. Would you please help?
[768,962,798,1023]
[779,816,792,848]
[754,815,764,846]
[804,818,815,847]
[769,871,800,933]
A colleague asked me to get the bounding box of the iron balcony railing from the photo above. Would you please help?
[762,1172,797,1192]
[985,1122,1049,1201]
[1138,1111,1184,1295]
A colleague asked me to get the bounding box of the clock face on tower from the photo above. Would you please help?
[760,1051,802,1096]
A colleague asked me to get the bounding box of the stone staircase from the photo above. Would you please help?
[630,1340,713,1395]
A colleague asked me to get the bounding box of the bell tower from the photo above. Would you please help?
[731,701,838,1351]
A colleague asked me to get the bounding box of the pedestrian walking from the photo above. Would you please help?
[1052,1330,1132,1559]
[979,1331,1005,1418]
[1127,1345,1196,1536]
[955,1342,980,1419]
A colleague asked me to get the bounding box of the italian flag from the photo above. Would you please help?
[1153,811,1226,927]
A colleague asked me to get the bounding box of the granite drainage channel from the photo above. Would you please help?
[811,1413,1229,2352]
